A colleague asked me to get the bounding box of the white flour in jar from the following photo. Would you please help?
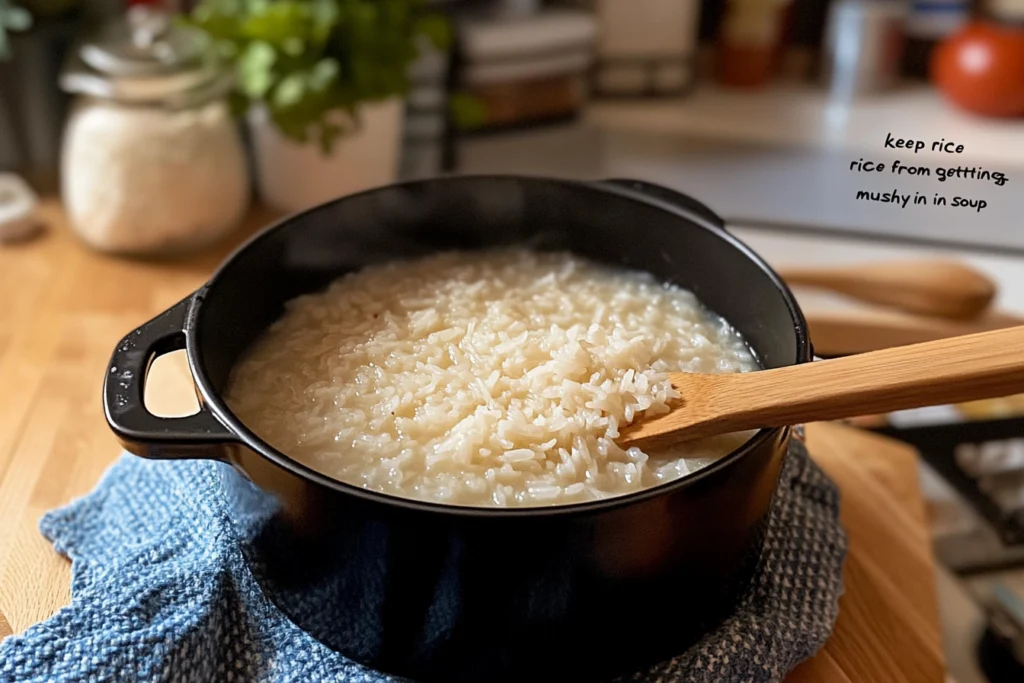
[61,98,250,255]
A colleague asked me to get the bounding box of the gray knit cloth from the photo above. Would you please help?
[0,438,846,683]
[620,437,848,682]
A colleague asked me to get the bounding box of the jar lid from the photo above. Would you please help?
[60,6,232,107]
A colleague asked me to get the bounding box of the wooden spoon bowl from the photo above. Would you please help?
[618,326,1024,451]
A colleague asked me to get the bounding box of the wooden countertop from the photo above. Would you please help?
[0,203,945,681]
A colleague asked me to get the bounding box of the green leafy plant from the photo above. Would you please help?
[0,0,32,60]
[185,0,450,154]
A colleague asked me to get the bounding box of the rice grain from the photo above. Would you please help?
[226,249,758,507]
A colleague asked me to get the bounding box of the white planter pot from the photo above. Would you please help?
[248,98,404,213]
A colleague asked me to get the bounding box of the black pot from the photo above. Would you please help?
[104,176,810,682]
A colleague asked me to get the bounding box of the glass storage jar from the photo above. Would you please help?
[59,6,249,256]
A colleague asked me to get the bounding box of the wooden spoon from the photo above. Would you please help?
[804,307,1024,356]
[617,325,1024,451]
[778,259,997,320]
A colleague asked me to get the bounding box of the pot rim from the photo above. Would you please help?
[187,174,812,518]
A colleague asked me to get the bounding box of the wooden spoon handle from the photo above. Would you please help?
[620,325,1024,450]
[779,259,997,320]
[804,308,1024,356]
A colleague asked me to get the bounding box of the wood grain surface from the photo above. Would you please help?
[620,324,1024,449]
[0,203,945,682]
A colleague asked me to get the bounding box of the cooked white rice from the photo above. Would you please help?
[226,249,759,507]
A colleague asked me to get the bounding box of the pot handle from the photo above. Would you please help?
[103,294,236,460]
[598,179,725,231]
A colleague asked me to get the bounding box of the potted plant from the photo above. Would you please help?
[186,0,450,212]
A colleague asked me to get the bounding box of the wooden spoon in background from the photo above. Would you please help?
[803,307,1024,357]
[617,325,1024,451]
[778,259,997,320]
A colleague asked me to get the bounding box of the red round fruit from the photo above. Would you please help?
[931,21,1024,117]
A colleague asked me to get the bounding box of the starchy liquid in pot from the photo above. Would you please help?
[226,249,759,507]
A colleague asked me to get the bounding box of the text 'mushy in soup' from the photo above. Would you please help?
[226,249,758,507]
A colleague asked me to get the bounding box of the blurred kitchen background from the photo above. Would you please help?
[3,0,1024,680]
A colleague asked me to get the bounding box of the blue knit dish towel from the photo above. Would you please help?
[0,439,846,683]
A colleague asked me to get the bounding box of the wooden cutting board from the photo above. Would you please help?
[0,203,945,681]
